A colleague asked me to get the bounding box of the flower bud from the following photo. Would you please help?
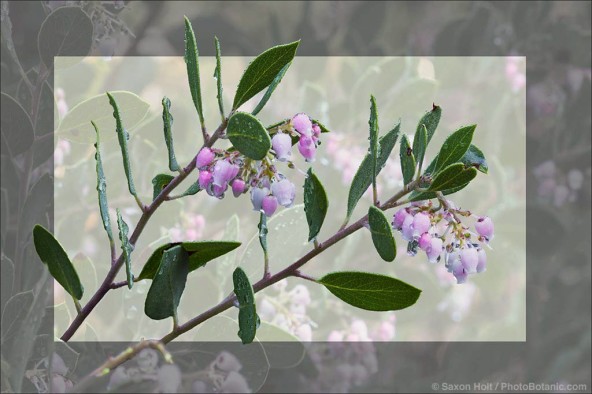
[476,248,487,273]
[198,170,213,189]
[426,237,443,263]
[418,232,432,251]
[460,248,479,274]
[292,113,312,136]
[271,178,296,207]
[401,214,415,242]
[213,159,239,187]
[272,133,292,161]
[312,123,321,138]
[195,147,215,168]
[209,183,227,199]
[412,212,431,237]
[262,195,278,217]
[221,371,250,393]
[295,323,313,342]
[289,284,311,306]
[475,216,494,240]
[298,135,316,162]
[157,364,181,393]
[392,208,409,230]
[231,179,247,197]
[215,351,242,372]
[250,187,269,211]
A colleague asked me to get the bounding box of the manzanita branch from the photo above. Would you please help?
[60,118,229,342]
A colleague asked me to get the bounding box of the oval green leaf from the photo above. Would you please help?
[184,16,205,127]
[151,173,175,201]
[214,36,225,120]
[233,267,259,344]
[412,124,428,171]
[428,163,478,192]
[368,206,396,262]
[400,134,416,185]
[107,92,137,197]
[460,144,488,174]
[116,209,134,289]
[227,112,271,160]
[304,168,328,241]
[369,95,379,192]
[92,121,114,246]
[33,225,84,300]
[144,245,189,320]
[252,61,292,116]
[161,97,180,172]
[318,271,421,311]
[434,124,476,173]
[232,41,300,110]
[417,104,441,145]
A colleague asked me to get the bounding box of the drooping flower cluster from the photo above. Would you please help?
[393,200,494,284]
[195,113,322,217]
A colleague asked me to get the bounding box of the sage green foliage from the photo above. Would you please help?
[428,163,478,192]
[258,212,268,253]
[400,134,416,185]
[233,267,259,344]
[417,104,441,145]
[91,121,114,246]
[412,124,428,171]
[152,173,175,201]
[232,41,300,110]
[227,112,271,160]
[252,62,292,116]
[434,125,476,172]
[161,97,180,171]
[116,209,134,289]
[368,96,380,194]
[144,245,189,320]
[184,16,205,127]
[304,168,328,241]
[346,123,401,220]
[33,225,83,300]
[368,206,396,262]
[461,144,488,174]
[213,36,224,120]
[106,92,137,197]
[137,241,242,280]
[319,271,421,311]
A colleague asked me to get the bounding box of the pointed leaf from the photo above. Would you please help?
[346,123,400,220]
[258,212,268,253]
[1,93,34,156]
[412,124,428,171]
[428,163,478,192]
[161,97,180,171]
[407,182,472,202]
[227,112,271,160]
[144,245,188,320]
[367,206,396,262]
[137,241,242,280]
[304,168,328,241]
[116,209,134,289]
[107,92,137,197]
[318,271,421,311]
[232,41,300,110]
[417,104,441,145]
[400,134,416,185]
[252,61,292,116]
[233,267,259,344]
[184,16,205,126]
[460,144,488,174]
[91,121,114,246]
[213,36,225,119]
[152,173,175,201]
[33,225,83,300]
[368,96,380,193]
[434,125,476,172]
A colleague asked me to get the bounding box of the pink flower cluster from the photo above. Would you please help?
[195,113,322,217]
[393,200,494,284]
[534,160,588,207]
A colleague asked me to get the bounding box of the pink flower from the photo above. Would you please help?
[392,208,409,230]
[418,232,432,251]
[231,179,246,197]
[272,133,292,161]
[298,135,316,162]
[475,216,494,240]
[425,237,443,263]
[312,123,321,138]
[210,183,227,199]
[198,170,213,189]
[292,113,312,136]
[261,195,278,217]
[271,179,296,207]
[412,212,431,237]
[476,249,487,273]
[328,330,344,342]
[460,248,479,274]
[401,214,414,242]
[250,187,269,211]
[195,147,215,168]
[212,159,239,187]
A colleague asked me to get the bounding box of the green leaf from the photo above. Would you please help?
[137,241,242,280]
[400,134,416,185]
[107,92,137,197]
[144,245,189,320]
[434,125,476,173]
[460,144,488,174]
[318,271,421,311]
[227,112,271,160]
[346,123,400,220]
[33,225,83,300]
[91,121,114,246]
[233,267,259,344]
[367,206,396,262]
[37,6,93,68]
[428,163,478,192]
[252,62,292,116]
[258,212,268,253]
[184,16,205,127]
[232,41,300,110]
[152,174,175,201]
[417,104,441,145]
[213,36,225,120]
[57,91,149,144]
[1,93,34,156]
[407,182,471,202]
[368,96,379,194]
[304,168,328,241]
[116,209,134,289]
[412,124,428,171]
[161,97,180,172]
